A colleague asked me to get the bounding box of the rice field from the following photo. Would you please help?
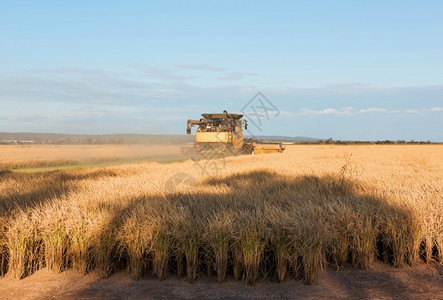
[0,145,182,170]
[0,145,441,285]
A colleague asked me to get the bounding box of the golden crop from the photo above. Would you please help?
[0,145,182,170]
[0,145,441,285]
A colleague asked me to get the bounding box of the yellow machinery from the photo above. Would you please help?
[183,110,284,155]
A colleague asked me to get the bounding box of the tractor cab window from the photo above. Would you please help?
[196,117,241,133]
[199,121,216,132]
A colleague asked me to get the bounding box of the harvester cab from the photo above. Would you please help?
[183,110,285,155]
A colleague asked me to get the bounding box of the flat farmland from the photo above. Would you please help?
[0,144,183,170]
[0,145,442,299]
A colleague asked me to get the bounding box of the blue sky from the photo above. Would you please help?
[1,1,442,141]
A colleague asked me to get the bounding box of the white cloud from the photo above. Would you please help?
[286,107,437,117]
[2,65,442,137]
[217,71,258,81]
[279,110,298,117]
[300,107,353,115]
[357,108,387,113]
[177,64,226,71]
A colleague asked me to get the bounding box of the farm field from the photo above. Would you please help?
[0,144,442,298]
[0,144,183,171]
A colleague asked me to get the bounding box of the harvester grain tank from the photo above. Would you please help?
[183,110,284,155]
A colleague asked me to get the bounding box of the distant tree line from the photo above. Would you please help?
[0,134,193,145]
[291,138,434,145]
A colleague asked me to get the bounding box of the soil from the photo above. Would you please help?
[0,261,441,299]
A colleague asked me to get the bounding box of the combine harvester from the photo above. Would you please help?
[182,110,285,155]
